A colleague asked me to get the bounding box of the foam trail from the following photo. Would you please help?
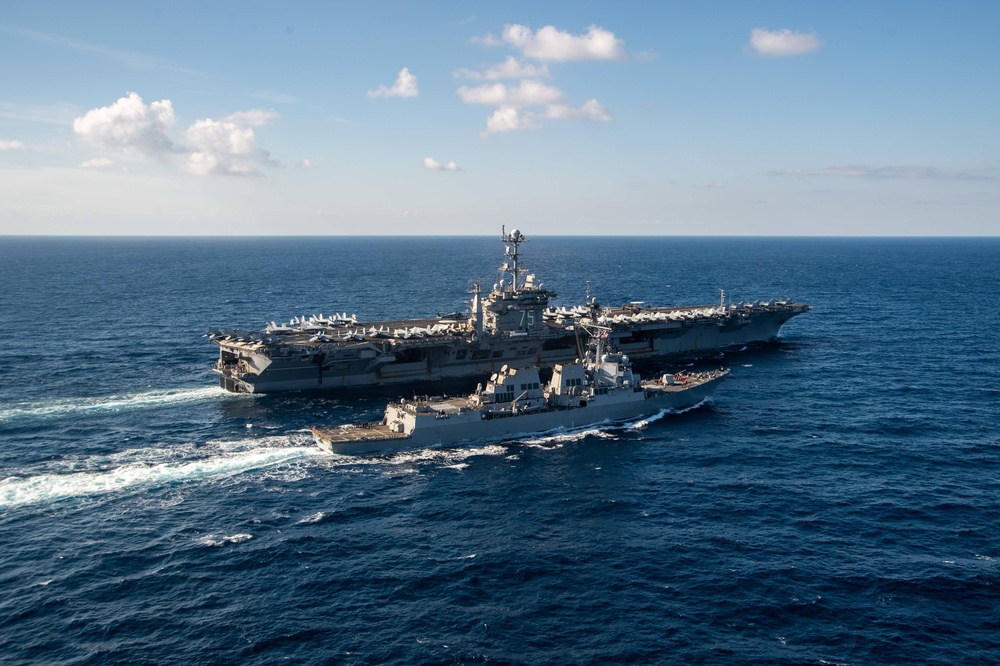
[378,444,509,466]
[0,446,318,510]
[0,387,241,423]
[627,409,671,430]
[626,398,710,430]
[522,425,617,447]
[521,399,714,445]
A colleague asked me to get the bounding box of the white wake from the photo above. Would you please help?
[374,444,509,466]
[520,398,712,446]
[0,387,242,422]
[0,443,319,510]
[521,427,618,447]
[625,398,710,429]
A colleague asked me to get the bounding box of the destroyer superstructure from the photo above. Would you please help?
[313,325,730,455]
[211,228,809,393]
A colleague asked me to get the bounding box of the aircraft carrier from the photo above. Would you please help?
[210,228,810,393]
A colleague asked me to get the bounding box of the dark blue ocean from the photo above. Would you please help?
[1,236,998,665]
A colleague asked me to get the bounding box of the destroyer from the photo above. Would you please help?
[313,326,729,455]
[211,228,808,393]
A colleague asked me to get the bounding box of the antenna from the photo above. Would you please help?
[499,226,527,293]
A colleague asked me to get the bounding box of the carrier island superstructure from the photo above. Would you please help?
[210,228,810,393]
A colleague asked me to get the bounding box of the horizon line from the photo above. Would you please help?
[1,233,998,240]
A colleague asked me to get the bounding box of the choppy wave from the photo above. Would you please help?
[0,443,318,510]
[199,533,254,547]
[0,387,241,422]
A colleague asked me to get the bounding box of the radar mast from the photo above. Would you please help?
[500,226,527,293]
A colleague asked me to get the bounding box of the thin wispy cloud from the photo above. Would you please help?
[771,165,995,181]
[0,139,26,150]
[454,56,550,81]
[423,157,460,171]
[16,28,208,77]
[544,99,612,121]
[0,101,83,125]
[367,68,419,99]
[749,28,822,57]
[80,157,114,169]
[251,91,300,104]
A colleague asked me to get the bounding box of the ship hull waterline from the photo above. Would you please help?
[313,374,724,455]
[218,309,798,393]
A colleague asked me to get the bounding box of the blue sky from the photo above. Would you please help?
[1,0,998,235]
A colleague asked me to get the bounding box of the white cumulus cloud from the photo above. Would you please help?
[367,68,419,99]
[72,91,178,158]
[749,28,822,56]
[423,157,460,171]
[459,84,612,135]
[183,112,278,176]
[458,80,565,107]
[80,157,115,168]
[482,106,540,137]
[499,24,626,61]
[0,139,26,150]
[454,56,550,81]
[462,24,622,137]
[72,92,278,176]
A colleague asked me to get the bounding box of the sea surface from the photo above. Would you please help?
[0,235,997,665]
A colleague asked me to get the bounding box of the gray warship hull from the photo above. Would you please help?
[313,344,728,456]
[214,305,802,393]
[314,377,722,455]
[211,229,809,393]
